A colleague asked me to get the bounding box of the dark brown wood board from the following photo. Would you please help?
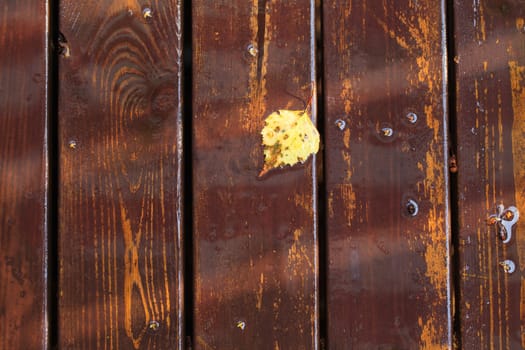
[453,0,525,348]
[0,1,49,349]
[58,1,184,348]
[322,1,452,348]
[191,1,318,349]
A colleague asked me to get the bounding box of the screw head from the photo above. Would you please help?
[499,260,516,274]
[143,7,153,19]
[335,119,346,131]
[68,140,77,149]
[236,320,246,330]
[502,210,515,221]
[247,44,258,57]
[406,112,418,124]
[148,320,160,331]
[486,215,501,226]
[406,199,419,216]
[381,127,393,137]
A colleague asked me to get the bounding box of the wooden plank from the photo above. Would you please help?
[454,1,525,348]
[58,1,184,348]
[0,1,49,349]
[322,1,451,348]
[191,1,318,349]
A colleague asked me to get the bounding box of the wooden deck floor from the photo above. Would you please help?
[1,1,524,349]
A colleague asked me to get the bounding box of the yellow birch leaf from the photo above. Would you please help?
[259,109,320,177]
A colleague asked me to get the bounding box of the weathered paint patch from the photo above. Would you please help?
[413,4,450,347]
[340,78,353,115]
[242,0,270,134]
[328,183,357,230]
[419,316,449,350]
[287,229,315,275]
[256,273,264,310]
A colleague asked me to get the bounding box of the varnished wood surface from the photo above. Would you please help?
[0,1,49,349]
[2,1,525,348]
[58,1,184,348]
[191,1,318,349]
[454,0,525,348]
[323,1,452,348]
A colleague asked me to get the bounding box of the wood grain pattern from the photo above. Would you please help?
[192,1,318,349]
[454,0,525,348]
[323,1,452,348]
[58,1,184,348]
[0,1,49,349]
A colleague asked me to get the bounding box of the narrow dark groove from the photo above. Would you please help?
[445,0,461,348]
[316,0,328,349]
[182,0,194,348]
[256,0,267,86]
[47,0,60,348]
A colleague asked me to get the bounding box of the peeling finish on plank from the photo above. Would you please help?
[243,0,270,134]
[509,61,525,348]
[454,0,525,347]
[323,0,451,348]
